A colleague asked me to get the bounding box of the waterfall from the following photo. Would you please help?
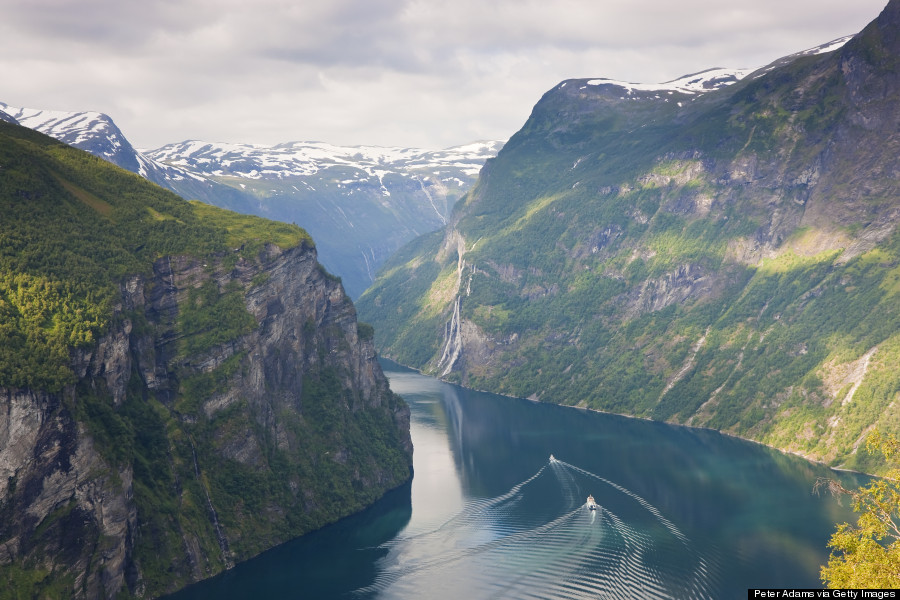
[438,296,463,377]
[190,436,232,569]
[415,176,447,225]
[436,234,469,377]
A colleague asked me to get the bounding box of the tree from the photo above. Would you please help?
[818,431,900,588]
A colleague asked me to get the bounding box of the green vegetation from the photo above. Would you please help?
[0,121,308,392]
[359,231,445,366]
[188,199,312,255]
[820,431,900,588]
[124,365,409,589]
[357,321,375,341]
[365,206,900,468]
[0,121,412,597]
[358,25,900,470]
[0,564,74,600]
[178,280,256,357]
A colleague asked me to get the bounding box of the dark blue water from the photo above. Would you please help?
[167,361,866,599]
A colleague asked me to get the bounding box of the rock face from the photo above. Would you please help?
[0,242,412,598]
[358,0,900,470]
[0,388,136,598]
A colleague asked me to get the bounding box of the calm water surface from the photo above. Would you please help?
[167,361,866,599]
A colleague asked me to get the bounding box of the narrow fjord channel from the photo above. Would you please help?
[167,360,866,599]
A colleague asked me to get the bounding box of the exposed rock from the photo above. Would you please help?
[0,242,412,598]
[625,264,716,317]
[0,387,137,598]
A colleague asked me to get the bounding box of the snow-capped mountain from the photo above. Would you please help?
[582,67,755,97]
[144,139,504,297]
[148,140,500,184]
[0,109,18,125]
[1,103,144,171]
[2,36,847,297]
[571,35,853,100]
[0,100,502,297]
[0,102,218,194]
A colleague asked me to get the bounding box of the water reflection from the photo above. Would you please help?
[165,481,412,600]
[385,369,465,533]
[167,361,866,599]
[375,362,866,598]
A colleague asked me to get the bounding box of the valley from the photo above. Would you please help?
[166,362,868,598]
[2,0,900,595]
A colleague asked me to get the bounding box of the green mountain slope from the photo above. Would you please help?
[0,122,305,392]
[358,0,900,472]
[0,121,412,598]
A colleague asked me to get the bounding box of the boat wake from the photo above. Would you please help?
[355,458,719,599]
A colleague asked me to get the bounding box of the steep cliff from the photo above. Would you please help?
[0,121,412,598]
[358,0,900,471]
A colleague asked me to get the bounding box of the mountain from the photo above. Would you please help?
[0,104,142,171]
[0,101,502,298]
[0,120,412,598]
[0,101,256,214]
[145,139,504,297]
[357,0,900,472]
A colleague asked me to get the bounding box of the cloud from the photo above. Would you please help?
[4,0,191,49]
[0,0,888,149]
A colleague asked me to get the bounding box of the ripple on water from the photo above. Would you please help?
[356,458,721,599]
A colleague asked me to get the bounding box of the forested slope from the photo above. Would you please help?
[0,121,412,598]
[358,0,900,471]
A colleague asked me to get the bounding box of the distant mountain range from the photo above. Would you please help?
[145,138,503,297]
[0,101,503,297]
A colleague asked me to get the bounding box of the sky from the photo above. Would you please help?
[0,0,889,150]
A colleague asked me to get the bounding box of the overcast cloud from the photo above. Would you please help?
[0,0,889,149]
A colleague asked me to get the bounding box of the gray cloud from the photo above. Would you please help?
[0,0,888,149]
[4,0,191,48]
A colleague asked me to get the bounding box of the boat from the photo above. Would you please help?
[549,454,557,462]
[586,495,598,510]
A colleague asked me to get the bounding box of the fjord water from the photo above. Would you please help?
[168,361,865,599]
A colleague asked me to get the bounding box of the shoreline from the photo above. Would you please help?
[377,354,871,477]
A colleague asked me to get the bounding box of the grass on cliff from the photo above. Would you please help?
[377,219,900,469]
[0,565,74,600]
[188,200,312,255]
[0,120,311,392]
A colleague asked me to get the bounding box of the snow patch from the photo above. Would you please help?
[587,67,753,96]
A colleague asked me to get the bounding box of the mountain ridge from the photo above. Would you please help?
[357,0,900,472]
[0,100,502,297]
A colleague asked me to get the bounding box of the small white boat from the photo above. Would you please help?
[586,495,598,510]
[549,454,557,462]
